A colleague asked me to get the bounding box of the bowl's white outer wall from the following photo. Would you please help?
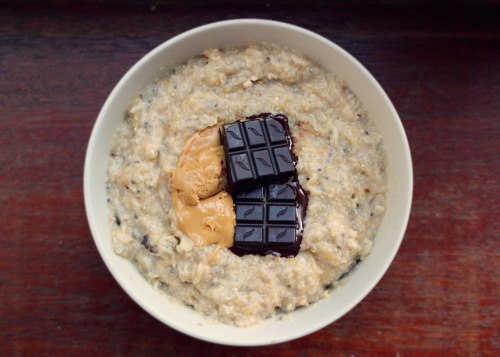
[84,19,413,346]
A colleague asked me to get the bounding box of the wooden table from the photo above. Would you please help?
[1,1,498,355]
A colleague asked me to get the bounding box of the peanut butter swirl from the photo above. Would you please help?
[170,126,235,250]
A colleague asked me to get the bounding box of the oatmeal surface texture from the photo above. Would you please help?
[107,43,387,327]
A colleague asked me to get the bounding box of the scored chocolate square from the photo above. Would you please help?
[220,114,296,192]
[230,182,306,257]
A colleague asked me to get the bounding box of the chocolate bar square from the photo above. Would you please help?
[220,114,296,191]
[230,182,307,257]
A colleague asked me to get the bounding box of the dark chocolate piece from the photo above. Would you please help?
[220,114,296,192]
[230,181,307,257]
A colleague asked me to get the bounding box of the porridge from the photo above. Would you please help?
[107,43,387,326]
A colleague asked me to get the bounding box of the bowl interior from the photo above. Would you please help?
[84,19,412,346]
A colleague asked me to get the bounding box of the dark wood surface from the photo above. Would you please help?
[1,1,498,355]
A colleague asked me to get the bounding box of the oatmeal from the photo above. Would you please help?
[107,43,387,326]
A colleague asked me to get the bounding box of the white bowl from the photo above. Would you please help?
[84,19,412,346]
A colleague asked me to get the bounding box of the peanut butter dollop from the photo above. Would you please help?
[170,125,226,204]
[170,126,235,251]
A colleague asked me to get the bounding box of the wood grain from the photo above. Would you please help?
[0,1,498,356]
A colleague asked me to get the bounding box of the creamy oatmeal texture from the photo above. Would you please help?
[107,43,387,326]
